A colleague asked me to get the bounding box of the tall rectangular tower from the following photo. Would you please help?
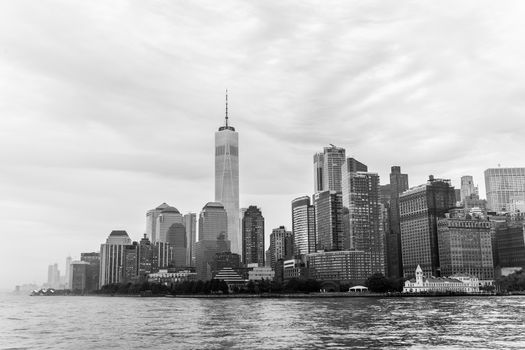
[215,93,240,255]
[242,206,265,266]
[387,166,409,278]
[291,196,316,255]
[399,176,456,278]
[183,213,197,267]
[314,190,344,251]
[485,167,525,213]
[341,159,384,275]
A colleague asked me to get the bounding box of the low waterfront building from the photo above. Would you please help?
[213,267,246,290]
[307,250,370,284]
[403,265,480,293]
[283,258,309,281]
[247,266,275,281]
[147,269,196,284]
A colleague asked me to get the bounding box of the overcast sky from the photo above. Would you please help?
[2,0,525,289]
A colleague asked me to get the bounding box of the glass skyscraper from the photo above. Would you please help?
[485,167,525,212]
[215,95,240,255]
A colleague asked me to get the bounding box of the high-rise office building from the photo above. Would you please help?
[47,263,60,289]
[437,214,494,281]
[122,243,138,283]
[291,196,316,255]
[65,256,72,289]
[313,153,324,193]
[146,202,169,244]
[195,202,230,281]
[242,206,265,266]
[485,167,525,213]
[491,214,525,271]
[156,206,183,243]
[268,226,294,269]
[70,261,90,293]
[387,166,409,279]
[460,175,478,202]
[80,252,100,291]
[314,190,344,251]
[341,158,385,275]
[166,223,187,267]
[99,230,133,287]
[399,176,456,278]
[215,92,240,255]
[183,213,197,266]
[313,145,346,193]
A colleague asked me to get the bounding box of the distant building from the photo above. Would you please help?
[195,202,230,281]
[65,256,72,289]
[146,203,169,244]
[212,267,245,291]
[314,190,344,251]
[403,265,480,293]
[485,167,525,212]
[166,223,187,267]
[123,243,138,282]
[153,241,172,271]
[183,213,197,266]
[148,269,196,284]
[80,252,100,291]
[307,250,370,284]
[156,206,183,243]
[70,261,90,293]
[242,206,265,266]
[47,263,60,289]
[341,159,384,275]
[283,258,309,281]
[291,196,316,255]
[99,230,132,286]
[491,214,525,271]
[314,145,346,193]
[248,266,275,281]
[215,103,240,255]
[268,226,294,269]
[214,252,242,276]
[399,176,456,278]
[387,166,409,279]
[460,175,478,202]
[437,214,494,281]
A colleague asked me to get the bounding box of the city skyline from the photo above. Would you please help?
[2,1,525,289]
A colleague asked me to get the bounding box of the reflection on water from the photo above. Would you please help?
[1,294,525,349]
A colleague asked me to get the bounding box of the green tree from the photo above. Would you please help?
[365,273,395,293]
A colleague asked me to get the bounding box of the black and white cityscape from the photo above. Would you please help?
[3,1,525,349]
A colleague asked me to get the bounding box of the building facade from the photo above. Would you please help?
[183,213,197,266]
[399,176,456,278]
[403,265,480,293]
[437,215,494,281]
[268,226,294,269]
[341,160,384,275]
[291,196,316,255]
[146,202,169,244]
[387,166,409,279]
[313,145,346,193]
[99,230,133,287]
[215,100,240,255]
[166,222,187,267]
[195,202,230,281]
[242,206,265,266]
[156,206,183,243]
[314,190,344,251]
[307,250,370,283]
[485,167,525,213]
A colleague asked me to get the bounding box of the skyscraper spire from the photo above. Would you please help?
[225,89,229,127]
